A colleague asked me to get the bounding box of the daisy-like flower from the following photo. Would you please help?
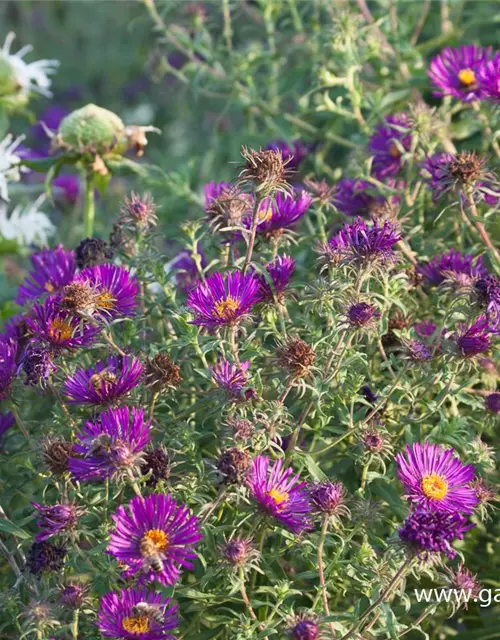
[203,180,232,210]
[256,255,296,303]
[398,508,474,559]
[32,501,84,542]
[0,411,15,440]
[428,45,492,102]
[417,249,487,288]
[26,298,100,351]
[73,264,139,320]
[477,53,500,102]
[247,455,312,534]
[98,586,178,640]
[107,493,201,587]
[211,359,256,400]
[187,270,260,327]
[395,442,478,513]
[0,197,55,246]
[0,134,26,201]
[244,189,312,237]
[453,315,493,358]
[1,32,59,98]
[0,338,18,399]
[324,217,401,270]
[16,245,76,306]
[70,406,151,482]
[63,355,143,405]
[265,139,311,170]
[369,113,412,180]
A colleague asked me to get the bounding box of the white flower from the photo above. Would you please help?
[0,133,27,201]
[1,32,59,98]
[0,195,55,247]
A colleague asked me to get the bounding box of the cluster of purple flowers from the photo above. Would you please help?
[396,442,478,558]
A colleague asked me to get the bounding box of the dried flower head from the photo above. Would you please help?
[445,564,481,610]
[60,583,88,609]
[224,416,254,442]
[217,447,252,484]
[32,501,85,541]
[277,338,315,379]
[303,177,336,206]
[144,353,181,394]
[205,185,251,233]
[27,540,67,575]
[41,436,74,476]
[239,146,291,195]
[140,447,170,487]
[362,426,386,453]
[74,237,113,270]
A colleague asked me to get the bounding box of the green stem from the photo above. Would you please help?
[318,516,337,636]
[84,172,95,238]
[72,609,80,640]
[9,403,36,451]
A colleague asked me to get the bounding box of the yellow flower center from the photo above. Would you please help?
[421,474,449,500]
[267,487,290,511]
[45,281,55,293]
[214,296,240,321]
[122,615,150,634]
[96,289,116,310]
[458,68,476,87]
[141,529,168,554]
[49,318,73,343]
[257,205,273,223]
[389,143,401,158]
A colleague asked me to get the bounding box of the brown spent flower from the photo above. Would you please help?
[449,151,486,186]
[224,416,254,442]
[217,448,252,484]
[60,282,98,316]
[238,146,291,195]
[303,178,336,206]
[109,223,136,257]
[121,192,158,229]
[206,186,252,232]
[41,437,74,476]
[144,353,181,394]
[277,338,316,379]
[140,447,170,487]
[381,310,409,348]
[75,237,113,270]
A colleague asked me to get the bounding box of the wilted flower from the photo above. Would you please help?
[445,564,481,608]
[187,271,260,327]
[170,248,207,294]
[239,146,291,195]
[428,45,492,102]
[60,583,88,609]
[453,315,493,358]
[26,540,66,575]
[98,586,178,640]
[107,493,202,587]
[73,264,139,320]
[0,133,26,201]
[333,178,378,217]
[243,190,312,237]
[141,447,170,487]
[121,192,158,230]
[399,508,473,559]
[369,113,412,180]
[417,249,487,288]
[16,245,76,306]
[63,355,144,405]
[224,416,254,442]
[247,456,312,533]
[413,320,438,340]
[470,478,498,510]
[277,338,315,379]
[405,339,433,362]
[396,442,478,513]
[303,178,336,206]
[217,447,252,484]
[211,360,256,400]
[22,343,57,386]
[203,180,232,210]
[256,255,296,303]
[144,353,181,394]
[75,237,113,270]
[308,480,350,520]
[41,436,74,476]
[485,392,500,414]
[362,427,387,453]
[0,338,18,399]
[32,501,84,541]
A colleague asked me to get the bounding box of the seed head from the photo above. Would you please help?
[74,237,113,270]
[144,353,182,393]
[239,146,291,195]
[140,447,170,487]
[217,448,252,484]
[449,151,485,186]
[277,338,315,379]
[60,282,98,316]
[27,541,67,575]
[224,416,254,442]
[41,436,74,476]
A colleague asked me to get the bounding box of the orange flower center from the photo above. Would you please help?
[214,296,240,321]
[45,281,55,293]
[458,68,476,87]
[49,318,73,343]
[257,204,273,223]
[267,487,289,511]
[96,289,116,310]
[389,143,401,158]
[140,529,168,555]
[421,474,449,500]
[122,615,150,634]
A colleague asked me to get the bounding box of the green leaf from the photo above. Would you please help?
[0,518,31,540]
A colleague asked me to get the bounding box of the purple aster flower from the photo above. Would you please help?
[1,313,28,343]
[170,248,207,294]
[70,406,151,482]
[53,174,80,203]
[333,178,379,217]
[107,493,202,587]
[417,249,487,287]
[63,356,144,405]
[256,255,296,303]
[454,314,492,358]
[25,298,100,351]
[98,586,178,640]
[0,411,15,440]
[203,180,231,210]
[399,508,473,559]
[413,320,438,340]
[211,359,256,400]
[473,275,500,331]
[247,455,312,534]
[485,392,500,414]
[0,339,18,399]
[187,270,260,327]
[32,501,84,541]
[428,45,492,102]
[477,53,500,102]
[60,583,88,609]
[346,302,380,328]
[265,139,310,170]
[16,245,76,306]
[325,217,400,269]
[406,339,433,362]
[369,113,412,180]
[395,442,478,514]
[308,480,350,519]
[22,343,57,386]
[220,536,258,568]
[73,264,139,320]
[244,189,312,236]
[288,615,320,640]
